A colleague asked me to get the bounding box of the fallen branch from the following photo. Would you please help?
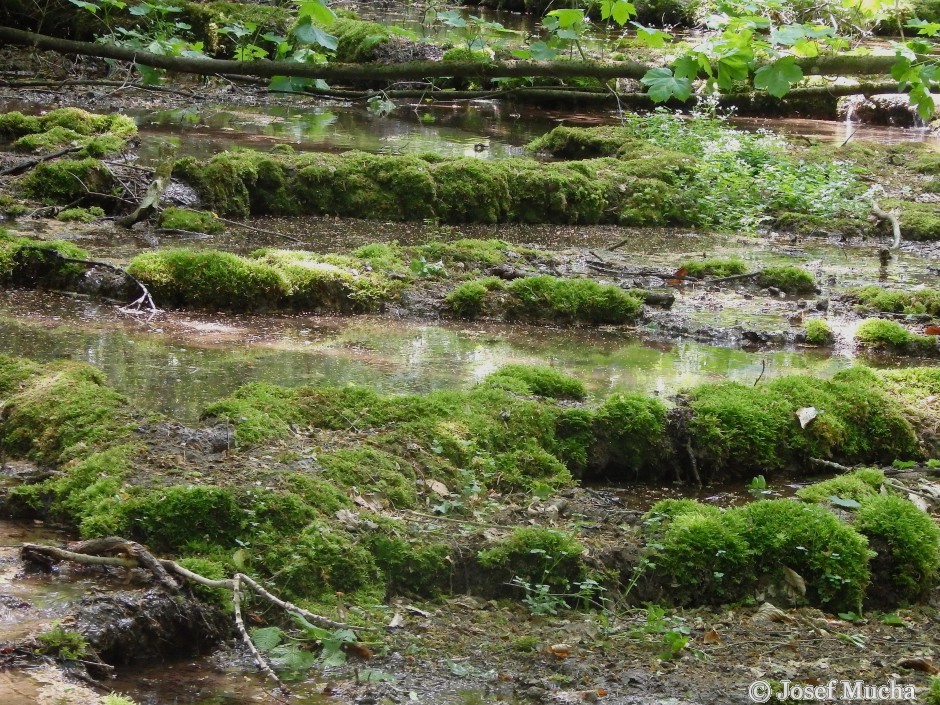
[871,199,901,250]
[233,573,289,695]
[0,25,906,86]
[809,457,853,472]
[0,146,83,177]
[29,247,160,315]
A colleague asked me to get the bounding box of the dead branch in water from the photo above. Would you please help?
[871,200,901,250]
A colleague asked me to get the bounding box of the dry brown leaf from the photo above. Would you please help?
[753,602,796,624]
[898,657,939,674]
[427,479,450,496]
[702,628,721,645]
[548,643,571,658]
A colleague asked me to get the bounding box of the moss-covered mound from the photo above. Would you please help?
[856,319,939,357]
[803,319,835,345]
[882,200,940,241]
[171,148,697,226]
[3,357,940,611]
[127,247,393,313]
[847,286,940,317]
[445,275,645,325]
[0,108,137,155]
[686,368,921,477]
[678,257,748,278]
[0,230,90,289]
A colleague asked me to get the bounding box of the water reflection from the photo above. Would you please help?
[0,291,851,422]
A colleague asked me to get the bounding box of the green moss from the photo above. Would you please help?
[56,206,104,223]
[679,257,748,279]
[128,249,288,312]
[803,319,835,346]
[500,160,606,224]
[283,474,353,516]
[527,125,639,159]
[735,500,871,611]
[687,372,920,477]
[653,512,752,604]
[0,354,41,397]
[444,277,503,318]
[506,276,644,325]
[365,523,451,597]
[0,362,133,463]
[795,468,886,504]
[417,239,525,268]
[482,364,586,401]
[201,382,300,446]
[124,485,247,553]
[0,111,42,137]
[263,520,382,600]
[158,207,224,234]
[36,623,89,659]
[855,494,940,604]
[478,527,584,590]
[848,285,940,317]
[319,447,417,508]
[643,498,722,524]
[928,677,940,705]
[591,393,669,481]
[884,200,940,241]
[757,265,817,294]
[327,17,391,63]
[0,234,90,289]
[21,157,116,205]
[492,443,573,491]
[352,242,407,273]
[176,556,230,605]
[856,318,938,356]
[429,159,511,224]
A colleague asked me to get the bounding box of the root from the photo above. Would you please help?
[21,536,378,689]
[871,200,901,250]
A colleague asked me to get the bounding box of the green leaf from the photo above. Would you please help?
[298,0,335,26]
[632,23,671,49]
[68,0,100,14]
[640,67,692,102]
[753,57,804,98]
[611,0,636,25]
[881,613,906,626]
[546,8,585,28]
[437,10,467,27]
[294,20,338,51]
[672,54,700,80]
[828,495,861,509]
[792,38,819,58]
[249,626,284,653]
[907,18,940,37]
[270,644,318,673]
[716,55,750,91]
[527,41,558,60]
[909,84,935,121]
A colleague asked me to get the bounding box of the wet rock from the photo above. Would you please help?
[838,94,934,127]
[76,267,135,300]
[489,263,527,280]
[163,181,200,208]
[815,297,829,312]
[373,37,443,64]
[74,588,229,664]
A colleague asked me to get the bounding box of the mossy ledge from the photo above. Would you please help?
[3,357,939,612]
[171,148,698,226]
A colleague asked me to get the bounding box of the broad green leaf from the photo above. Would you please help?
[601,0,636,25]
[249,626,284,653]
[632,22,671,49]
[770,25,806,46]
[437,10,467,27]
[268,75,315,93]
[129,4,151,16]
[828,495,861,509]
[528,41,558,60]
[135,63,163,85]
[270,644,318,673]
[907,18,940,37]
[556,28,581,40]
[672,54,700,80]
[909,83,935,120]
[546,8,585,28]
[753,57,804,98]
[792,38,819,58]
[892,56,919,84]
[68,0,99,13]
[298,0,336,26]
[294,20,338,51]
[640,67,692,102]
[716,55,750,90]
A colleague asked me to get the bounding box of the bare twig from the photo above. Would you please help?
[871,199,901,250]
[215,216,303,244]
[233,573,289,696]
[0,146,83,177]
